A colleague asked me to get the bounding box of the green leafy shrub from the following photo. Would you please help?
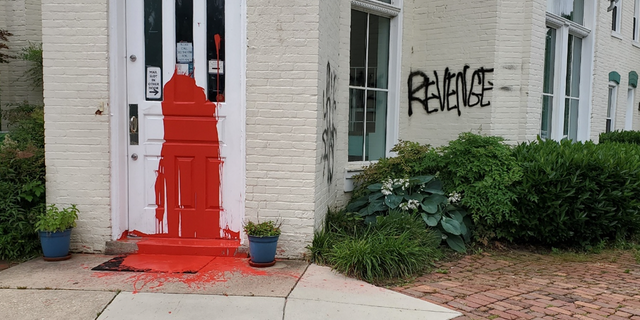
[310,211,442,283]
[599,130,640,145]
[347,176,471,252]
[0,105,45,260]
[19,42,43,90]
[35,204,78,233]
[437,132,522,242]
[243,220,282,237]
[508,139,640,247]
[353,141,441,197]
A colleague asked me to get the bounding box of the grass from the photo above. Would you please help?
[308,210,442,284]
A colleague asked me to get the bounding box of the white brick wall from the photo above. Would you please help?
[591,0,640,138]
[401,0,498,147]
[0,0,43,131]
[245,0,321,258]
[42,0,111,253]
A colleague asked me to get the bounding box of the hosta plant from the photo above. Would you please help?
[347,175,472,252]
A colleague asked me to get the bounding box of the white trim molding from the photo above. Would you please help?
[351,0,400,18]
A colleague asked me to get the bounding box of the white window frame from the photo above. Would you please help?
[348,0,402,164]
[544,3,596,142]
[607,82,618,132]
[612,0,622,37]
[625,87,635,130]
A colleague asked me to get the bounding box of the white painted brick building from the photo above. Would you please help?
[1,0,638,258]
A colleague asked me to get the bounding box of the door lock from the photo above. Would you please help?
[131,153,138,161]
[129,54,137,62]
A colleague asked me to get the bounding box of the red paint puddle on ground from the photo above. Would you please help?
[119,254,214,273]
[91,257,280,294]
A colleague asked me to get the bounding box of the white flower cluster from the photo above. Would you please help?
[381,178,410,195]
[448,192,462,204]
[399,199,419,211]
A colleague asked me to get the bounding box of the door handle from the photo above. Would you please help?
[129,104,139,145]
[130,54,137,62]
[131,153,138,161]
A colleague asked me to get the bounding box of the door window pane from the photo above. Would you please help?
[175,0,194,76]
[145,0,163,101]
[207,0,225,102]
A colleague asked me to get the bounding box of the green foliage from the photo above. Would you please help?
[599,130,640,145]
[243,220,282,237]
[309,211,442,283]
[35,204,78,233]
[347,176,471,252]
[19,42,43,90]
[0,105,45,260]
[353,141,441,197]
[437,132,522,242]
[508,139,640,248]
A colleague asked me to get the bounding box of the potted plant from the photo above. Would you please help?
[35,204,78,261]
[244,220,281,267]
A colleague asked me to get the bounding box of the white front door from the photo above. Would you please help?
[126,0,244,239]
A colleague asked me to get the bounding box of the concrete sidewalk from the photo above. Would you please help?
[0,255,460,320]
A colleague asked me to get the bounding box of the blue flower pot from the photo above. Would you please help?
[248,235,279,264]
[39,229,72,258]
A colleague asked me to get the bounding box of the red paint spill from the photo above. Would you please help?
[91,257,284,294]
[214,34,225,103]
[154,72,223,238]
[222,226,240,240]
[120,254,214,273]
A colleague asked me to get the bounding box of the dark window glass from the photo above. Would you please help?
[145,0,163,100]
[207,0,225,102]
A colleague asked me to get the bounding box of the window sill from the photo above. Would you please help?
[611,31,623,40]
[344,162,374,192]
[633,41,640,49]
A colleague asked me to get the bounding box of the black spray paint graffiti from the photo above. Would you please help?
[322,62,337,185]
[407,66,494,117]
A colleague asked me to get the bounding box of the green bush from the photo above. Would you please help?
[508,139,640,248]
[437,132,522,242]
[346,176,471,252]
[309,211,442,283]
[599,130,640,145]
[0,104,45,260]
[353,141,441,197]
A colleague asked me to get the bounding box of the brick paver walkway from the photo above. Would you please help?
[394,250,640,320]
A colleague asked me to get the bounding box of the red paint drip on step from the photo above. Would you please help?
[154,72,223,238]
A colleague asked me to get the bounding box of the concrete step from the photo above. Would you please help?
[105,238,246,257]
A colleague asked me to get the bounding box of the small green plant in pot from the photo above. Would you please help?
[244,220,281,267]
[35,204,78,261]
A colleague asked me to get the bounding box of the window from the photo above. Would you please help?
[607,83,618,132]
[541,0,594,141]
[611,0,622,34]
[348,2,400,162]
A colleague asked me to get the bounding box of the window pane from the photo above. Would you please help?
[547,0,584,24]
[563,98,579,140]
[350,10,368,87]
[541,95,553,139]
[348,88,365,161]
[145,0,163,101]
[367,15,390,89]
[207,0,225,102]
[607,87,614,118]
[364,91,388,161]
[176,0,194,76]
[543,28,556,94]
[565,35,582,98]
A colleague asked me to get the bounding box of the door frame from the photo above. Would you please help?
[108,0,247,241]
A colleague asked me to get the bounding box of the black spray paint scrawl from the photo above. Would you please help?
[322,62,337,185]
[407,65,494,117]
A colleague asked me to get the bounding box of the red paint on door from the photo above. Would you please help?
[154,72,223,238]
